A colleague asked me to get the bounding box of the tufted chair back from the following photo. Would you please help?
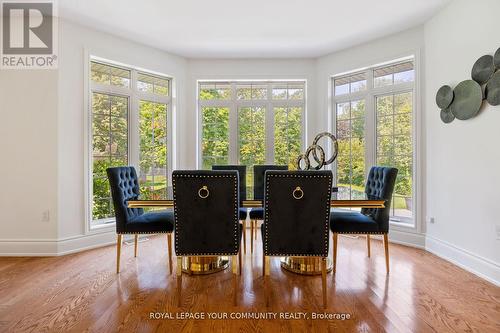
[212,165,247,203]
[263,170,332,257]
[106,166,144,234]
[253,165,288,200]
[173,170,240,256]
[361,166,398,233]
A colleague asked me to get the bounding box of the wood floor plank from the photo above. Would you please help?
[0,233,498,333]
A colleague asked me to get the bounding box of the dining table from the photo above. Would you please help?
[127,187,385,276]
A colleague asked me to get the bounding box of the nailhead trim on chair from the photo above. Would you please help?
[172,173,240,256]
[263,173,332,257]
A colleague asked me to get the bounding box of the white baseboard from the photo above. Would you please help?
[425,235,500,287]
[0,231,118,256]
[389,229,426,249]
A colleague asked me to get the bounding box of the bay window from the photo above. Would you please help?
[199,81,305,190]
[88,59,172,227]
[333,58,416,224]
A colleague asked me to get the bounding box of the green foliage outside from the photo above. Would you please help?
[336,93,413,213]
[200,87,303,189]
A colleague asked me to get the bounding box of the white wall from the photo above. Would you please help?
[56,20,187,253]
[424,0,500,284]
[0,70,59,254]
[185,59,317,168]
[316,27,426,247]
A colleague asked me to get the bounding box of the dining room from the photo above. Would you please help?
[0,0,499,332]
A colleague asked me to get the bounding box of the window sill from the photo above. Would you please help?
[88,219,116,234]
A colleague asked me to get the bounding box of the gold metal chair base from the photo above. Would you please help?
[181,256,229,275]
[280,257,333,275]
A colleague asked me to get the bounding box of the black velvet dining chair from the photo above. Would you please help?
[330,166,398,274]
[262,170,333,308]
[249,164,288,253]
[106,166,174,274]
[212,165,248,253]
[172,170,242,306]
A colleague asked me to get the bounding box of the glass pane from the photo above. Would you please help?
[374,61,414,87]
[274,107,302,170]
[199,83,231,100]
[92,93,110,115]
[288,87,304,100]
[336,102,350,120]
[237,84,267,100]
[202,107,229,169]
[377,95,393,116]
[376,92,413,219]
[91,62,130,87]
[91,92,128,221]
[137,73,169,96]
[349,72,367,93]
[272,87,287,99]
[91,62,110,84]
[335,98,366,200]
[239,107,265,186]
[393,62,414,84]
[374,73,392,87]
[336,120,350,138]
[334,76,349,96]
[139,100,168,199]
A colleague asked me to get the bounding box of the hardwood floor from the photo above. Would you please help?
[0,233,499,333]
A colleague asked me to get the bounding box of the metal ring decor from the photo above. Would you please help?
[296,132,338,171]
[305,144,325,170]
[312,132,339,165]
[292,186,304,200]
[296,153,310,171]
[198,185,209,199]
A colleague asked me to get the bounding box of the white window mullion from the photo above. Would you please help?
[266,83,274,164]
[365,69,375,180]
[229,82,238,164]
[129,69,139,171]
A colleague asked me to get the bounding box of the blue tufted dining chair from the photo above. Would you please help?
[330,166,398,274]
[249,164,288,253]
[212,165,248,253]
[107,166,174,274]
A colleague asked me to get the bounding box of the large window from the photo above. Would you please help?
[89,60,172,226]
[333,58,415,223]
[199,81,305,189]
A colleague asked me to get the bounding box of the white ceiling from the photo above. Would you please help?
[59,0,451,59]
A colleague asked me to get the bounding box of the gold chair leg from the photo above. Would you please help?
[134,234,138,257]
[232,255,238,306]
[116,235,123,274]
[383,234,390,273]
[177,257,182,307]
[238,248,242,275]
[167,233,173,274]
[242,220,246,254]
[366,234,371,258]
[322,257,327,308]
[332,233,338,274]
[264,256,270,307]
[250,220,254,253]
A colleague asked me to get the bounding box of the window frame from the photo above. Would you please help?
[84,55,173,232]
[196,80,307,170]
[331,56,419,228]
